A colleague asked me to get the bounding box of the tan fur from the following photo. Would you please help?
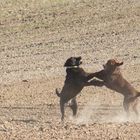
[92,59,140,117]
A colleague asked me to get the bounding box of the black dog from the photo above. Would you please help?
[56,56,101,121]
[91,59,140,116]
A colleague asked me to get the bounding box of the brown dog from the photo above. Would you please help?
[56,56,102,121]
[91,59,140,116]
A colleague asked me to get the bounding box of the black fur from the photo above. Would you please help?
[56,56,101,121]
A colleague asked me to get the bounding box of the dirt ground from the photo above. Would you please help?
[0,0,140,139]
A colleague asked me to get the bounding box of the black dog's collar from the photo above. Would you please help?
[65,66,79,68]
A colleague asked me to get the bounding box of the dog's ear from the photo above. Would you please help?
[111,59,124,66]
[64,61,69,67]
[108,59,123,66]
[64,58,70,67]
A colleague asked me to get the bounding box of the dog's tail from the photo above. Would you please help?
[56,88,61,97]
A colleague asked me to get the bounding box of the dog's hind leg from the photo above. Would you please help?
[123,97,137,118]
[69,97,78,116]
[132,98,139,117]
[123,97,131,117]
[60,99,65,121]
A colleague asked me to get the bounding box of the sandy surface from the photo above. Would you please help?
[0,0,140,139]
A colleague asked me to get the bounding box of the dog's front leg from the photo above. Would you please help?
[85,73,97,81]
[85,79,104,87]
[85,70,105,82]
